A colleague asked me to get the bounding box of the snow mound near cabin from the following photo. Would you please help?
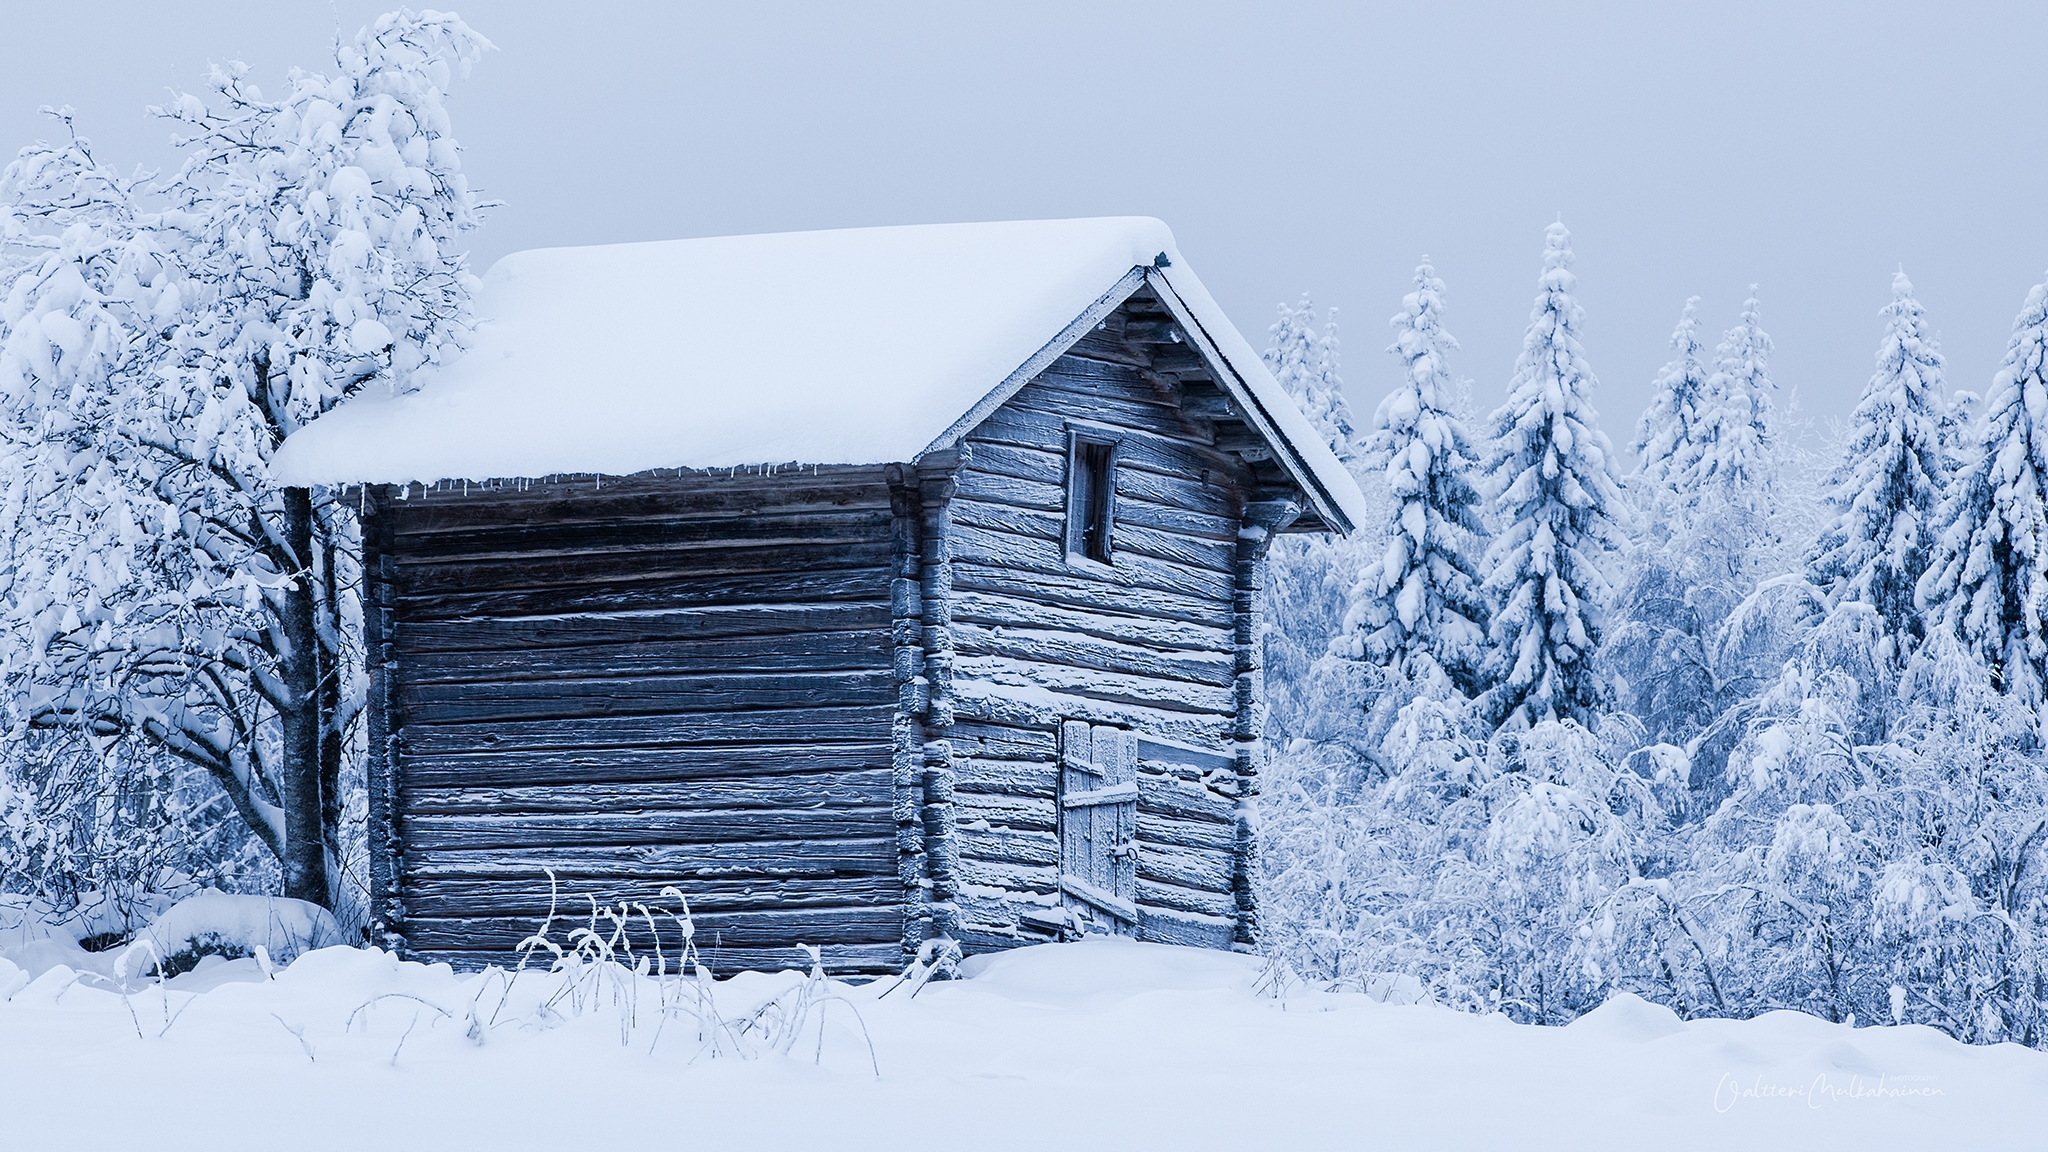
[128,891,344,967]
[1565,991,1689,1042]
[0,891,341,987]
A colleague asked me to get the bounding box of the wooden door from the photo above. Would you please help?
[1059,720,1139,935]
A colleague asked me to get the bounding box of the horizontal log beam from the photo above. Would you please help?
[946,586,1220,651]
[950,682,1230,749]
[1136,905,1235,950]
[400,669,896,725]
[955,857,1058,893]
[399,742,889,789]
[952,563,1225,628]
[401,769,892,816]
[960,440,1245,522]
[394,508,895,562]
[399,629,890,683]
[1137,878,1237,920]
[949,496,1237,575]
[396,568,889,622]
[945,720,1059,762]
[951,620,1234,690]
[1136,840,1234,892]
[398,705,896,755]
[970,405,1241,485]
[401,806,894,851]
[954,824,1058,868]
[953,755,1057,800]
[400,908,905,955]
[1138,809,1239,854]
[954,790,1057,834]
[949,523,1233,605]
[394,540,895,597]
[402,873,904,919]
[402,940,909,976]
[952,654,1235,716]
[396,602,890,654]
[1136,771,1238,824]
[388,470,891,531]
[403,837,900,880]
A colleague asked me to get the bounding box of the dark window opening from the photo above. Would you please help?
[1068,435,1117,564]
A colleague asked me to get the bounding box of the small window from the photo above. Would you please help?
[1066,431,1119,564]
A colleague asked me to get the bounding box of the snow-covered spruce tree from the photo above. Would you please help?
[1260,292,1386,759]
[0,11,488,913]
[1263,292,1357,465]
[1608,300,1717,744]
[1938,387,1982,478]
[1478,223,1625,729]
[1806,272,1948,666]
[1631,297,1712,491]
[1683,287,1778,510]
[1672,288,1784,603]
[1341,259,1488,696]
[1610,292,1786,744]
[1917,273,2048,703]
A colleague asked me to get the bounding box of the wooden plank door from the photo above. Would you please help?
[1059,720,1138,935]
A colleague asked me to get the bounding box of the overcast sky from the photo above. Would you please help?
[6,1,2043,448]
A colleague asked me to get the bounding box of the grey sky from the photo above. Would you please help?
[8,1,2043,450]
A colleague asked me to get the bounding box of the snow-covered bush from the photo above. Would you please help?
[0,732,273,920]
[128,891,345,976]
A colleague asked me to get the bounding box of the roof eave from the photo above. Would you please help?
[1140,268,1358,535]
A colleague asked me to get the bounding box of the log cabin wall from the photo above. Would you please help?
[939,288,1266,953]
[362,469,907,973]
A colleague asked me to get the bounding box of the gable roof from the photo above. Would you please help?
[271,217,1368,532]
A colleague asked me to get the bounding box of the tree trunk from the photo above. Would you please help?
[319,528,346,904]
[279,485,332,907]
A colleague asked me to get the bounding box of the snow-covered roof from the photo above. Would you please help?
[272,217,1367,532]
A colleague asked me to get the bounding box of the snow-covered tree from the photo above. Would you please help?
[1478,223,1625,729]
[1631,298,1711,489]
[1939,387,1982,477]
[0,10,488,914]
[1342,259,1488,695]
[1917,274,2048,702]
[1806,272,1948,665]
[1682,287,1777,511]
[1260,291,1389,772]
[1264,293,1358,463]
[1610,291,1790,745]
[1259,260,2048,1050]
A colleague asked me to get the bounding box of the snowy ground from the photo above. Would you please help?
[2,937,2042,1150]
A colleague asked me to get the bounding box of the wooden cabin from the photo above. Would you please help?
[276,218,1368,974]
